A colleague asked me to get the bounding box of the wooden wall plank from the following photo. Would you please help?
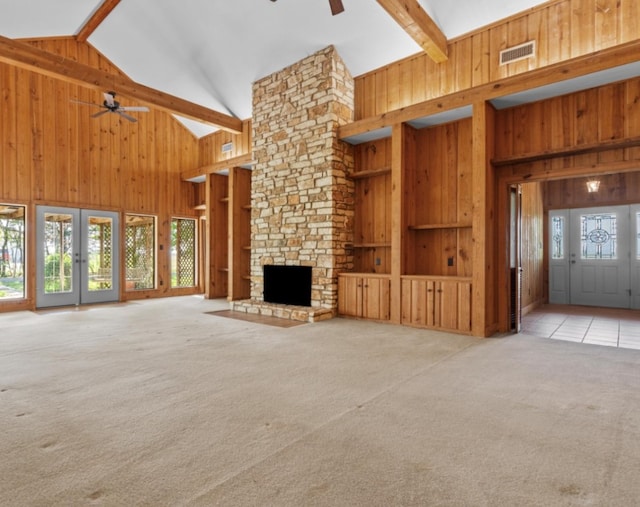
[595,0,619,51]
[620,0,640,42]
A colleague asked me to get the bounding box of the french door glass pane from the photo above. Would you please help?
[87,216,114,291]
[0,204,26,300]
[580,213,617,260]
[44,213,73,294]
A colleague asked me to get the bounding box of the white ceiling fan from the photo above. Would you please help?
[72,91,150,122]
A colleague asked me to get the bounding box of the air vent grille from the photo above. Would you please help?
[500,41,536,65]
[221,142,233,153]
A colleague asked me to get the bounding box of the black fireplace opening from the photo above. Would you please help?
[263,265,312,307]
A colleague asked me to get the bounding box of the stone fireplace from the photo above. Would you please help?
[230,46,354,322]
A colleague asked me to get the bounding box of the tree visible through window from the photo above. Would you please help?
[0,204,25,299]
[171,218,196,288]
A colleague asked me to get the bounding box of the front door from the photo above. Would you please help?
[569,206,630,308]
[550,205,636,309]
[36,206,120,308]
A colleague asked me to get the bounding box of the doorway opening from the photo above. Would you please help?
[506,175,640,336]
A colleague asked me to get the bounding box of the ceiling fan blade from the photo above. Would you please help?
[121,106,149,112]
[91,109,110,118]
[71,99,102,108]
[116,111,138,122]
[328,0,344,15]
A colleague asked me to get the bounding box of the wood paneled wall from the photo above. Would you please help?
[0,38,202,308]
[494,78,640,174]
[198,119,252,166]
[354,0,640,119]
[520,182,544,312]
[544,171,640,209]
[0,38,199,213]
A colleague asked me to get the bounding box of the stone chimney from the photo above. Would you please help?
[231,46,355,322]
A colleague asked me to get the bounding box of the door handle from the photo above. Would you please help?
[571,260,576,264]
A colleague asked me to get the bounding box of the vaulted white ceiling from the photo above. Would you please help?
[0,1,555,136]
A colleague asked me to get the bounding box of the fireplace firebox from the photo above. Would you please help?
[263,265,312,307]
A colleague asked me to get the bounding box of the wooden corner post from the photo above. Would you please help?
[471,101,497,337]
[390,123,406,323]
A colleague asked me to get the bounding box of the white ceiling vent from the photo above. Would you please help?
[500,41,536,65]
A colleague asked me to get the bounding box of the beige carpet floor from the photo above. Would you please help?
[2,296,640,506]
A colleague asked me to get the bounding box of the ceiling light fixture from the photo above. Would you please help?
[586,179,600,193]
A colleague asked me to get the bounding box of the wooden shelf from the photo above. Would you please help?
[242,204,251,210]
[242,275,251,281]
[242,245,251,250]
[193,204,206,210]
[409,223,472,230]
[348,167,391,179]
[219,197,229,203]
[218,267,229,272]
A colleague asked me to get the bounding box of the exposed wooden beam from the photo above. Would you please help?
[0,35,243,133]
[338,39,640,141]
[76,0,121,42]
[181,153,254,181]
[376,0,448,63]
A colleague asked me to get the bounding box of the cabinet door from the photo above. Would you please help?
[401,278,435,326]
[362,277,390,321]
[338,276,362,317]
[436,280,458,330]
[437,280,472,332]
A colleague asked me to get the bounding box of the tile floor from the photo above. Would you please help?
[522,305,640,350]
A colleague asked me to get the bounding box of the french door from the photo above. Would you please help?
[549,205,639,309]
[36,206,120,308]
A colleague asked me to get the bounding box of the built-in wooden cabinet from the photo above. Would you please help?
[338,274,391,321]
[338,119,474,334]
[205,167,251,300]
[401,276,472,333]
